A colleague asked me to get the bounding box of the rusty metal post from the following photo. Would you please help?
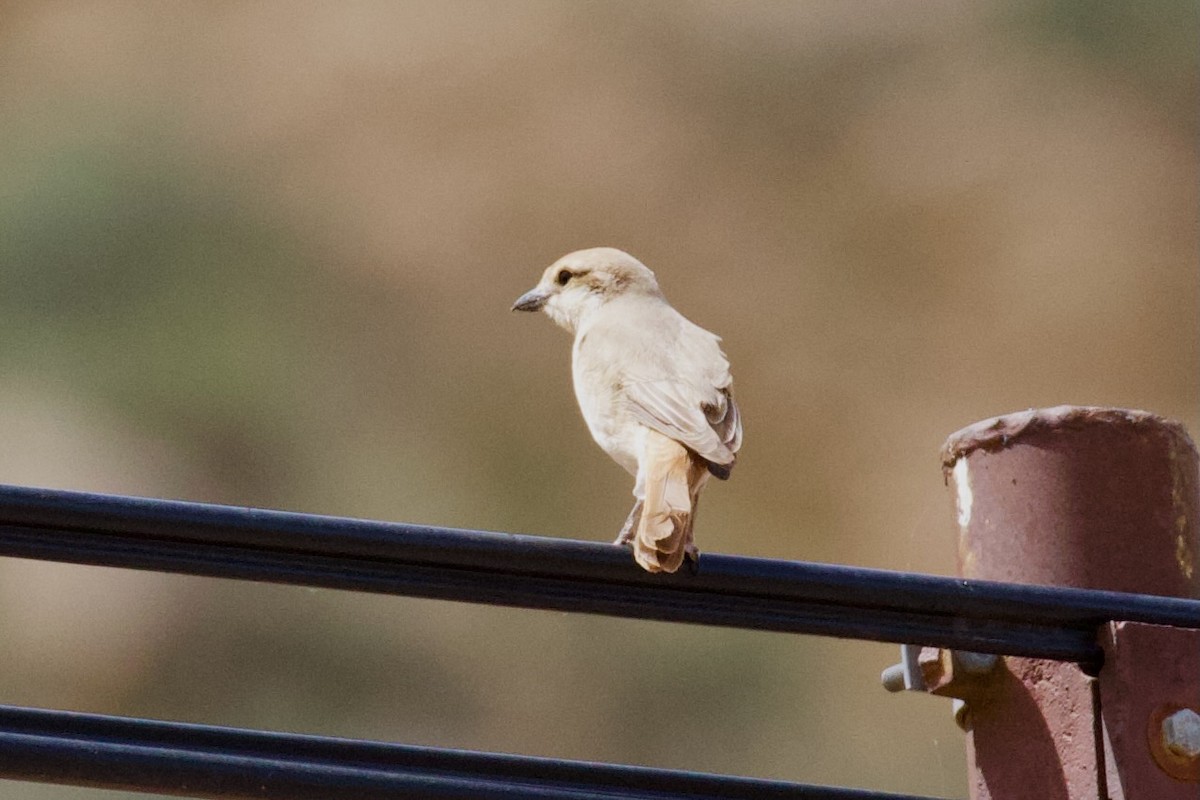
[941,406,1199,800]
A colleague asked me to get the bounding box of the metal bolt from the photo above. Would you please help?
[880,644,927,693]
[882,646,999,695]
[952,698,969,731]
[952,651,999,675]
[880,662,907,693]
[1162,707,1200,759]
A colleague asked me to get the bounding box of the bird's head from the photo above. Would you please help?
[511,247,661,333]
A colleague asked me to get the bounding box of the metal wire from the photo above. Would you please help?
[0,484,1196,665]
[0,705,941,800]
[1,483,1197,799]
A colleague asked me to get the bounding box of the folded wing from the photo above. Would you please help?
[625,378,741,478]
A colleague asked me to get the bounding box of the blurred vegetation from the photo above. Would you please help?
[0,132,314,498]
[0,2,1195,799]
[1013,0,1198,120]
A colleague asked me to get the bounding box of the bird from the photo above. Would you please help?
[511,247,742,573]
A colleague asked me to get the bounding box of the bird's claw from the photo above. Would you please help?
[613,500,643,546]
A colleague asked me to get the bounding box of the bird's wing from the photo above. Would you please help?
[584,298,742,471]
[704,386,742,458]
[625,379,740,468]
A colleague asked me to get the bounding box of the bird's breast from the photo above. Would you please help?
[571,341,642,476]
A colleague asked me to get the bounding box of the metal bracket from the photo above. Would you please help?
[881,644,1000,730]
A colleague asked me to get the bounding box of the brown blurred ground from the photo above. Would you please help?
[0,2,1195,798]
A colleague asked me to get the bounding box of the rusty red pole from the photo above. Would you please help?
[941,406,1199,800]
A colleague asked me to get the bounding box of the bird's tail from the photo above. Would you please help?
[633,432,709,573]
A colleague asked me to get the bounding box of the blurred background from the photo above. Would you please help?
[0,2,1195,797]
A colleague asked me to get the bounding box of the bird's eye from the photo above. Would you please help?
[556,269,572,286]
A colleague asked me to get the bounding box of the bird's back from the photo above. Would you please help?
[572,294,739,474]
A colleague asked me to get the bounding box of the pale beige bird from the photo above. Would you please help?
[512,247,742,573]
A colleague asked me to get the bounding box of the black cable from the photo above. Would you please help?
[0,704,942,800]
[0,484,1196,664]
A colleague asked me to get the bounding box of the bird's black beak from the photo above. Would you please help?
[511,288,549,312]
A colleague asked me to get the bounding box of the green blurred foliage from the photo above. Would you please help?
[1013,0,1198,120]
[0,130,315,497]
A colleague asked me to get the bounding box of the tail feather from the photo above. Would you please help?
[633,432,709,573]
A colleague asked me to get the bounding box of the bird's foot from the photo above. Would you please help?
[683,543,700,575]
[613,500,643,546]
